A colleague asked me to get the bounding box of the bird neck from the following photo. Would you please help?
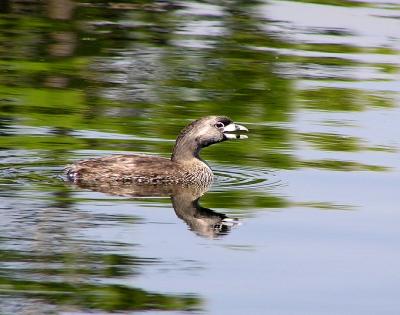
[171,138,201,162]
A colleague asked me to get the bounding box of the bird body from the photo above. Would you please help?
[65,116,248,185]
[67,154,213,185]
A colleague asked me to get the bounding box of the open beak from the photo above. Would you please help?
[223,123,249,140]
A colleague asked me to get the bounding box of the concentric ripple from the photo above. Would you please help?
[212,165,283,191]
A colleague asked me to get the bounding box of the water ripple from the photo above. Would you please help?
[212,165,283,191]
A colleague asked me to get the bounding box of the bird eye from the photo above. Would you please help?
[215,122,224,129]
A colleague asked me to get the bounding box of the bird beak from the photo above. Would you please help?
[223,123,249,140]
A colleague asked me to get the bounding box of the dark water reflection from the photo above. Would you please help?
[1,0,400,314]
[74,180,240,238]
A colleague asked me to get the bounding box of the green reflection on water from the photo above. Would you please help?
[0,277,199,312]
[298,87,394,111]
[300,132,397,153]
[289,0,368,7]
[300,159,388,172]
[204,191,289,210]
[301,133,363,152]
[0,0,397,312]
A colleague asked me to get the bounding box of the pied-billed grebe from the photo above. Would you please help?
[65,116,248,185]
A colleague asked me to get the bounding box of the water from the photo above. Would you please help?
[1,0,400,314]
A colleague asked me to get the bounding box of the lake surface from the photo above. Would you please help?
[1,0,400,314]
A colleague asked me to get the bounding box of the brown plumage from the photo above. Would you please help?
[65,116,248,185]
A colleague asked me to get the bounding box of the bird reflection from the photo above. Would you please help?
[74,181,239,238]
